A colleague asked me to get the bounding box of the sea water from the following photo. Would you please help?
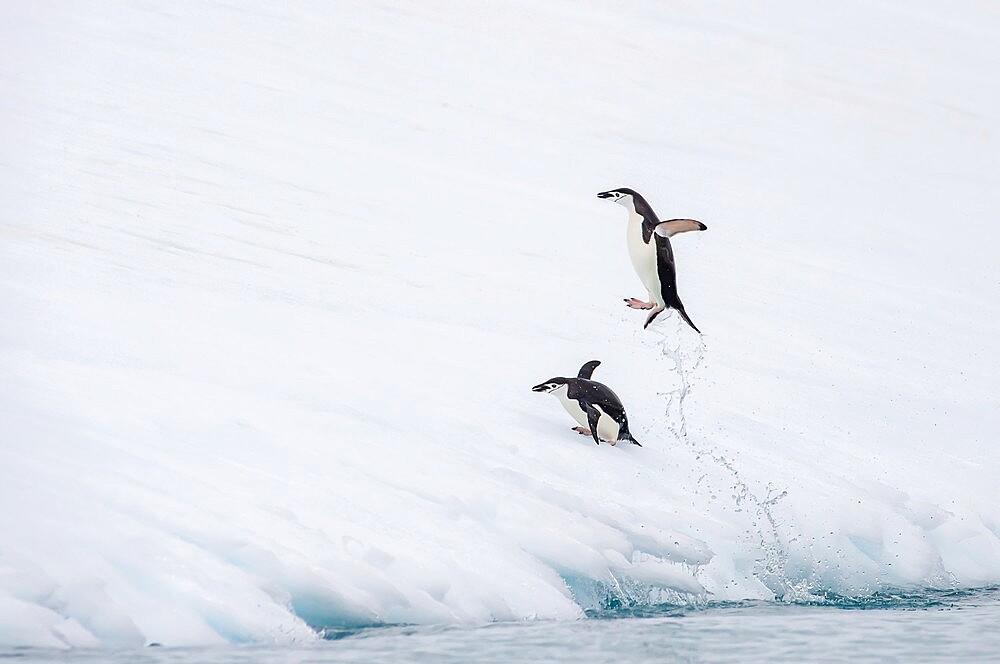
[9,587,998,663]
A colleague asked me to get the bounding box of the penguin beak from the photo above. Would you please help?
[531,383,549,392]
[597,191,614,199]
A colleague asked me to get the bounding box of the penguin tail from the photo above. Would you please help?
[621,434,641,447]
[676,306,701,334]
[617,422,641,447]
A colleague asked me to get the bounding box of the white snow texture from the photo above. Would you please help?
[2,0,999,649]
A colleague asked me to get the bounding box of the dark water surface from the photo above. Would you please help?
[8,587,999,663]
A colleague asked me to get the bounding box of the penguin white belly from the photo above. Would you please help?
[554,390,621,442]
[555,389,589,428]
[594,405,622,442]
[626,214,663,305]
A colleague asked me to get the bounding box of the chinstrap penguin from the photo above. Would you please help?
[532,360,640,446]
[597,187,706,332]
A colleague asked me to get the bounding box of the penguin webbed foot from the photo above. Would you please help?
[575,427,621,445]
[625,298,655,310]
[643,305,666,329]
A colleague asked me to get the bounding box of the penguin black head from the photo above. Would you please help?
[531,378,569,393]
[597,188,638,205]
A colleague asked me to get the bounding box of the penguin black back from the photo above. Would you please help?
[653,234,700,333]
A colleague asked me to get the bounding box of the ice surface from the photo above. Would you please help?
[1,0,999,648]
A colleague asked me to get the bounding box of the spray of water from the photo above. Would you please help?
[653,313,810,600]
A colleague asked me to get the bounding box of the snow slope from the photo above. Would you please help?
[2,0,999,648]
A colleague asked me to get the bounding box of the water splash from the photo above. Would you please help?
[655,315,705,440]
[583,584,1000,619]
[653,313,806,600]
[564,572,703,614]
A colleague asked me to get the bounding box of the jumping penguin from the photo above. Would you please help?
[597,188,706,331]
[531,360,640,446]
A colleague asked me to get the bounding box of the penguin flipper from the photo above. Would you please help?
[577,360,601,380]
[583,404,602,445]
[654,219,707,237]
